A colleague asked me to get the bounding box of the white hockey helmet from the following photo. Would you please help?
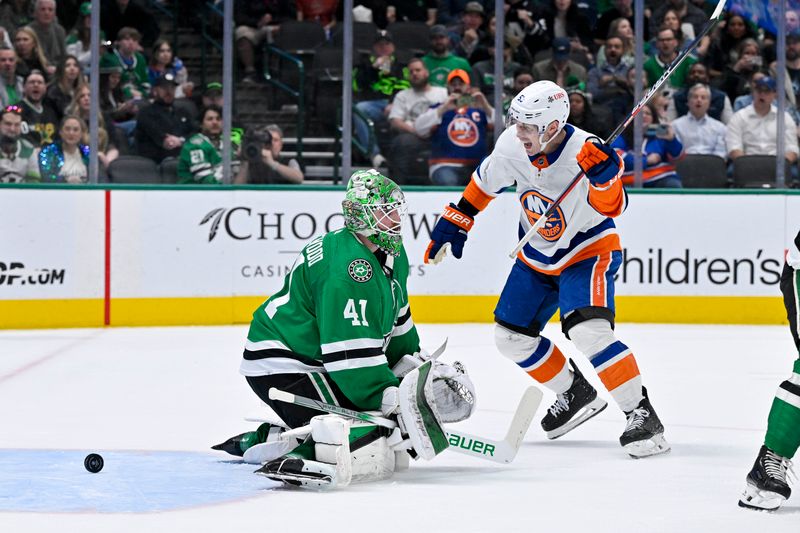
[507,80,570,149]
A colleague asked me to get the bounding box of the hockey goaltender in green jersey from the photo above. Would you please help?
[213,169,477,489]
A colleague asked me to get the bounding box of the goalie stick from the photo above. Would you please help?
[508,0,727,258]
[268,386,543,464]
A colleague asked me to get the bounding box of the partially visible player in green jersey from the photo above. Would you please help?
[739,229,800,511]
[213,169,477,489]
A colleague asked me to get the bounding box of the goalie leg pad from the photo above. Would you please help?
[311,414,353,488]
[397,361,449,460]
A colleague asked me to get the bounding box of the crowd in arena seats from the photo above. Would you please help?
[1,0,799,187]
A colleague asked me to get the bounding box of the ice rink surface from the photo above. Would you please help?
[1,323,798,532]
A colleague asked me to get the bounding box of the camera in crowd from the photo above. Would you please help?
[242,127,273,160]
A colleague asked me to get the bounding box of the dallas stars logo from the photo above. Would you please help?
[348,259,373,283]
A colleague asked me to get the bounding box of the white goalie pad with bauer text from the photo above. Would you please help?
[397,361,449,460]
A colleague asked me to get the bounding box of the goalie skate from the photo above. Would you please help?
[738,445,793,511]
[541,360,608,440]
[255,457,339,490]
[620,387,670,459]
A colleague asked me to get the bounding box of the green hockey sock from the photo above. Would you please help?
[764,359,800,459]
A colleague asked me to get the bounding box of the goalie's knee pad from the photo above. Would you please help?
[568,318,616,358]
[494,324,542,362]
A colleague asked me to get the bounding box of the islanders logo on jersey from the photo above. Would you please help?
[447,116,480,147]
[348,259,373,282]
[520,190,566,242]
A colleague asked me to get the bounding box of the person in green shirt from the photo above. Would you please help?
[99,26,149,99]
[643,26,696,91]
[213,169,476,488]
[422,24,472,87]
[0,46,22,107]
[177,105,242,184]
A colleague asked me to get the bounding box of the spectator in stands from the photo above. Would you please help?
[422,24,471,87]
[770,30,800,123]
[235,123,303,184]
[647,8,701,57]
[611,101,684,188]
[671,83,727,158]
[100,0,160,48]
[46,54,83,118]
[504,0,548,61]
[733,70,769,112]
[531,0,594,61]
[0,104,40,182]
[66,2,106,72]
[649,0,706,41]
[134,74,194,164]
[198,81,224,109]
[413,68,492,185]
[450,1,486,60]
[705,11,757,78]
[470,12,533,66]
[386,0,437,26]
[234,0,294,84]
[99,65,137,144]
[596,17,634,69]
[532,37,587,88]
[587,35,628,101]
[594,0,648,48]
[644,27,696,91]
[388,57,447,184]
[65,83,119,168]
[148,39,192,99]
[503,67,533,113]
[353,29,409,169]
[437,0,486,25]
[100,26,149,99]
[726,76,799,171]
[38,114,89,182]
[20,69,58,146]
[296,0,337,31]
[470,36,521,103]
[669,62,732,123]
[0,46,23,107]
[28,0,66,66]
[567,85,611,139]
[719,38,764,103]
[177,105,243,184]
[0,1,34,32]
[14,26,53,79]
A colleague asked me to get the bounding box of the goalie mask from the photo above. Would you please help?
[342,169,408,257]
[507,80,569,152]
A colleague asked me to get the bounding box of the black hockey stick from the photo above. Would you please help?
[509,0,727,258]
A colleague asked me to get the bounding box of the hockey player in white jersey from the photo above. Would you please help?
[424,80,670,458]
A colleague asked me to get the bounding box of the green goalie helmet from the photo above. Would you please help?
[342,169,407,256]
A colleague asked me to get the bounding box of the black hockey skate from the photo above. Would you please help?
[541,360,608,439]
[620,387,670,458]
[255,456,339,490]
[738,445,793,511]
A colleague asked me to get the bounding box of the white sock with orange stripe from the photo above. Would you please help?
[494,325,572,393]
[569,320,644,412]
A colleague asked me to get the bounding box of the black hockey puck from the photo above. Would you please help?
[84,453,104,473]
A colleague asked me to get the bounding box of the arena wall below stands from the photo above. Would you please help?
[2,185,798,329]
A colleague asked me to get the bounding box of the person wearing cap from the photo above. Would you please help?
[451,1,486,59]
[414,68,493,185]
[386,0,437,26]
[353,29,409,169]
[532,36,587,89]
[422,24,471,88]
[643,26,696,92]
[200,82,224,109]
[66,2,108,73]
[726,76,799,177]
[99,26,149,99]
[388,57,447,183]
[100,0,160,48]
[134,73,195,164]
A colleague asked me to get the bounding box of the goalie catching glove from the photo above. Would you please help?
[391,352,477,423]
[424,203,474,264]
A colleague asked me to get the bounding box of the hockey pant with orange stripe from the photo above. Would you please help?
[493,253,644,412]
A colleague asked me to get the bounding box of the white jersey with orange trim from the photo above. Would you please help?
[468,124,627,275]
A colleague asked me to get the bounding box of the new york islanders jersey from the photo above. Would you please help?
[240,228,420,411]
[465,124,627,274]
